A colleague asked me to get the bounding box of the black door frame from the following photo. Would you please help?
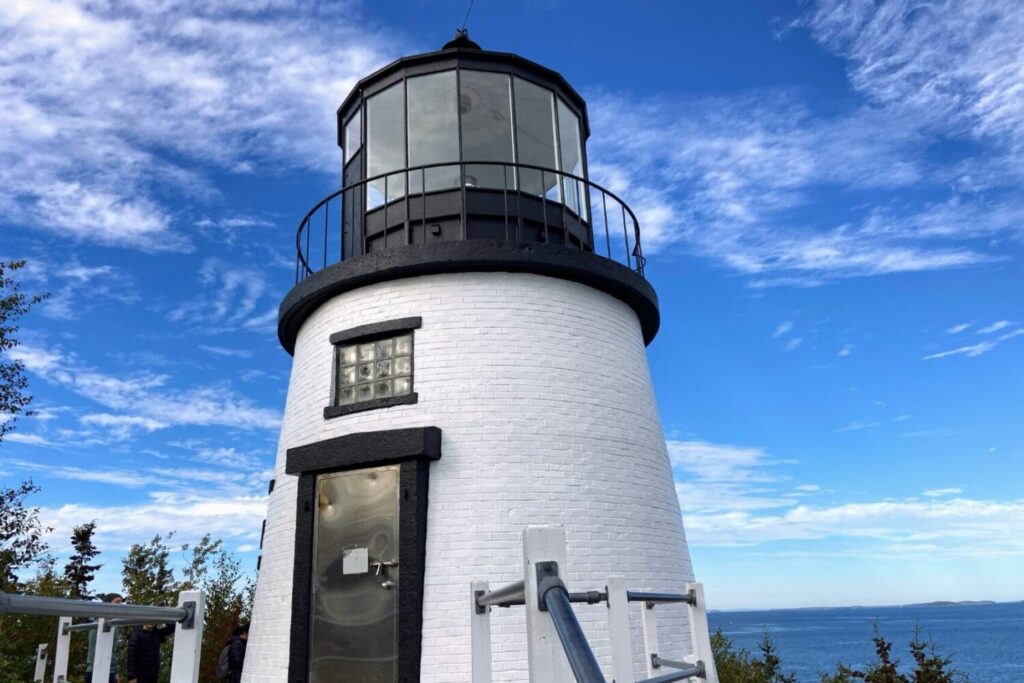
[285,427,442,683]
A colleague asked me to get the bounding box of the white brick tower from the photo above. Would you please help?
[244,32,694,683]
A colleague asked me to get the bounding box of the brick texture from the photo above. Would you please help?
[243,271,694,682]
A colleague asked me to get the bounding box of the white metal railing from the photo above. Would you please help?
[471,526,719,683]
[1,590,205,683]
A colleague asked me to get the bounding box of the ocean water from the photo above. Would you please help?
[707,602,1023,682]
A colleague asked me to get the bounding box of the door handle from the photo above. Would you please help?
[370,560,398,575]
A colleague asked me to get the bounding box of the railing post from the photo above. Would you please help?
[640,601,660,678]
[606,576,634,683]
[34,643,48,682]
[168,590,205,683]
[471,580,492,683]
[52,616,71,682]
[523,525,573,682]
[687,583,718,683]
[92,620,116,683]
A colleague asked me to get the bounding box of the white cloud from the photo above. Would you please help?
[834,420,882,433]
[837,344,853,357]
[923,488,963,498]
[199,345,254,359]
[946,322,971,334]
[804,0,1024,154]
[169,258,277,334]
[3,433,54,446]
[40,494,267,555]
[669,440,794,514]
[0,0,397,249]
[13,345,280,430]
[784,337,802,352]
[977,320,1011,334]
[773,321,794,337]
[923,341,997,360]
[671,439,1024,557]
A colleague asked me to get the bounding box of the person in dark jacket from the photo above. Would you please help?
[227,624,249,683]
[125,622,174,683]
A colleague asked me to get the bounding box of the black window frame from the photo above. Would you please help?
[286,426,442,683]
[325,316,422,419]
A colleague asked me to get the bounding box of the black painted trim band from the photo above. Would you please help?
[329,316,422,345]
[278,240,660,355]
[286,426,442,475]
[323,392,418,419]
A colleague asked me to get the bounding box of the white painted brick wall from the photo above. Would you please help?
[243,271,694,682]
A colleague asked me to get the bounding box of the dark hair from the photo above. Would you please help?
[232,623,250,637]
[102,593,123,603]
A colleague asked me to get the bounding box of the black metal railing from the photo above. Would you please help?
[294,160,645,284]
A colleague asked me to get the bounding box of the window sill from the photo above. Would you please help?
[323,392,418,419]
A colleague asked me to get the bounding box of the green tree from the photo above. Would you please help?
[0,558,70,682]
[64,521,101,599]
[122,534,177,607]
[0,480,50,591]
[711,629,796,683]
[823,628,969,682]
[179,535,250,682]
[0,259,48,444]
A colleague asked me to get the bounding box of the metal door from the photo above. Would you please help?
[310,465,400,682]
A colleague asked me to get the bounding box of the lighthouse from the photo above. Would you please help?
[244,32,696,683]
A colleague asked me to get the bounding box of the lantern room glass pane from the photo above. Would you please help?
[513,77,559,199]
[367,83,406,209]
[407,71,459,193]
[460,70,515,190]
[557,99,587,221]
[344,109,362,164]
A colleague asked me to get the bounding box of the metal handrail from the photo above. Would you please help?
[293,160,646,284]
[539,581,606,683]
[0,592,190,623]
[628,590,696,606]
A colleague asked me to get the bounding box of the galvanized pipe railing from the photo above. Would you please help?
[474,580,525,611]
[294,160,645,284]
[1,592,191,623]
[540,581,606,683]
[628,590,696,606]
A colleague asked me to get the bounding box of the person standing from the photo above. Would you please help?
[85,593,123,683]
[125,622,174,683]
[227,624,249,683]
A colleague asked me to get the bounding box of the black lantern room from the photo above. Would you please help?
[334,31,592,258]
[284,32,654,353]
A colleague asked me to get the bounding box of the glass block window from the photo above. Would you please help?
[335,333,413,406]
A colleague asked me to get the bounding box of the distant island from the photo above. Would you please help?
[911,600,997,607]
[709,599,1018,613]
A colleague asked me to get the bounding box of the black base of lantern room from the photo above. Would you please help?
[277,239,660,356]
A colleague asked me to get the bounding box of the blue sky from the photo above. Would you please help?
[1,0,1021,610]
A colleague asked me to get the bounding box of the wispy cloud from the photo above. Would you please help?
[804,0,1024,156]
[923,488,963,498]
[834,420,882,433]
[977,320,1011,335]
[199,345,254,359]
[12,344,280,430]
[773,321,794,337]
[784,337,802,352]
[584,0,1024,284]
[922,342,997,360]
[3,432,55,447]
[837,344,853,357]
[168,258,278,334]
[946,323,971,334]
[671,439,1023,558]
[0,0,397,249]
